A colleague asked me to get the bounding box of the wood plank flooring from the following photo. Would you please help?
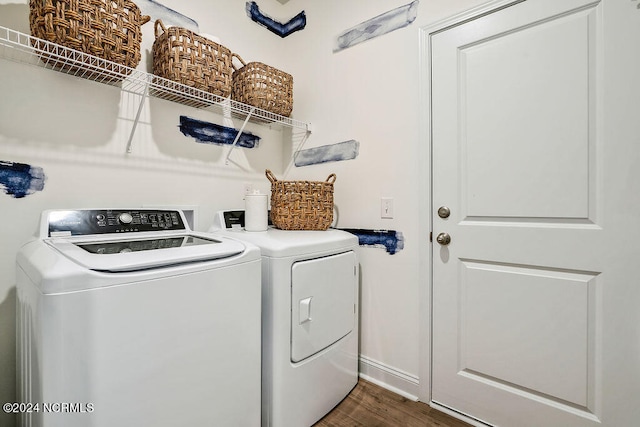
[313,379,472,427]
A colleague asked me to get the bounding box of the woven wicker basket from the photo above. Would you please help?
[152,19,233,100]
[266,169,335,231]
[29,0,150,77]
[232,54,293,117]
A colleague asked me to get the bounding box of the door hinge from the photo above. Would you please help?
[429,232,433,242]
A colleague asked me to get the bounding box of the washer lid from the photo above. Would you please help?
[47,233,245,272]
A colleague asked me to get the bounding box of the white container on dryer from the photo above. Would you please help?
[211,210,360,427]
[16,209,262,427]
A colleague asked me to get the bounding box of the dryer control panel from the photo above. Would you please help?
[217,210,272,229]
[47,209,186,236]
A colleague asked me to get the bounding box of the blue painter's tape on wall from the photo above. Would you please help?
[340,228,405,255]
[179,116,261,149]
[246,1,306,38]
[136,0,199,32]
[295,140,360,167]
[334,0,419,53]
[0,160,46,198]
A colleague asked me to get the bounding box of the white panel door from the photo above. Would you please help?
[430,0,640,426]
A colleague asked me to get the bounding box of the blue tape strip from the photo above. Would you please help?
[0,160,46,199]
[334,0,419,52]
[340,228,405,255]
[295,140,360,167]
[246,1,306,38]
[179,116,261,148]
[136,0,199,32]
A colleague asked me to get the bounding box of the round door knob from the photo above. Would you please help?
[436,232,451,246]
[437,206,451,219]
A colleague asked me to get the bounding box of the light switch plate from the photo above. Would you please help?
[381,197,394,219]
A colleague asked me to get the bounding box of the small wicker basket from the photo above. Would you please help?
[266,169,335,231]
[152,19,233,100]
[232,54,293,117]
[29,0,150,77]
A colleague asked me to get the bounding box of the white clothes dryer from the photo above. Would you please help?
[210,210,360,427]
[17,209,262,427]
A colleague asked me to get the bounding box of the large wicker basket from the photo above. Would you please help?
[152,19,233,99]
[232,54,293,117]
[266,169,335,231]
[29,0,150,76]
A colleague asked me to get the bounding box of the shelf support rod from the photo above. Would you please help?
[126,81,149,154]
[225,107,255,165]
[284,128,312,178]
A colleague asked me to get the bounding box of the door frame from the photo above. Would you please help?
[417,0,526,422]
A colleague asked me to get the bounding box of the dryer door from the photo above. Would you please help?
[291,251,357,363]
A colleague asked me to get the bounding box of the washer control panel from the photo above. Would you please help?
[48,209,186,236]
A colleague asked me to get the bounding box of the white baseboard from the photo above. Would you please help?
[358,355,420,401]
[357,356,485,426]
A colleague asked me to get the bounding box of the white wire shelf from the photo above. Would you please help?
[0,25,311,133]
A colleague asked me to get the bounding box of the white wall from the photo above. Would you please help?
[0,1,487,425]
[277,0,489,397]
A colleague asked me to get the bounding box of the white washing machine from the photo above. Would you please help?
[210,210,359,427]
[16,209,262,427]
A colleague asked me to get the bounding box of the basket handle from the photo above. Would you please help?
[231,53,247,71]
[266,169,336,184]
[265,169,278,184]
[154,19,167,38]
[141,15,151,26]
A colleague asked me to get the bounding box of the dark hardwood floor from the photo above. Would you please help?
[314,379,472,427]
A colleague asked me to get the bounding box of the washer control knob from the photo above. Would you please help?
[119,212,133,224]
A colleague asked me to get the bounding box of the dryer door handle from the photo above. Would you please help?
[299,297,313,324]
